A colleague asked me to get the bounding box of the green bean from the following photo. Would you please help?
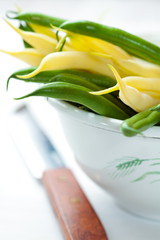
[7,67,117,90]
[51,73,102,90]
[19,22,33,32]
[6,11,66,27]
[8,67,135,115]
[7,67,35,89]
[7,67,134,116]
[60,20,160,65]
[121,104,160,137]
[50,74,135,116]
[7,11,160,64]
[15,82,129,120]
[70,70,117,89]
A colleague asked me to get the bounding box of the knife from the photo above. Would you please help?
[8,104,108,240]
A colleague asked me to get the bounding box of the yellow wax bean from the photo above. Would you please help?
[91,72,160,98]
[53,25,130,59]
[110,66,160,112]
[89,51,160,78]
[116,57,160,78]
[124,76,160,92]
[90,52,127,77]
[140,90,160,99]
[68,35,93,51]
[119,86,160,112]
[90,83,119,95]
[5,20,57,55]
[29,23,73,52]
[51,25,88,51]
[29,23,57,39]
[123,76,160,99]
[80,35,130,59]
[0,48,45,66]
[15,4,22,13]
[92,65,160,112]
[16,51,115,79]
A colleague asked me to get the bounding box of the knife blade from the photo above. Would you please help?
[8,104,108,240]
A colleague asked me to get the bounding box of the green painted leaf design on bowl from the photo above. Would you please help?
[105,156,160,183]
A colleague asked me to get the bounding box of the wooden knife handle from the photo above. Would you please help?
[43,168,108,240]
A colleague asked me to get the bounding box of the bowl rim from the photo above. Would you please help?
[49,99,160,139]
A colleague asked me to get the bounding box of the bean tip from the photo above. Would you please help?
[15,4,22,13]
[89,90,106,95]
[15,74,29,79]
[5,10,18,19]
[120,121,143,137]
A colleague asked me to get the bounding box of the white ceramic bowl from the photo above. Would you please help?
[49,99,160,221]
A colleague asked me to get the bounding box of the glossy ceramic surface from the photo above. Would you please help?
[49,99,160,221]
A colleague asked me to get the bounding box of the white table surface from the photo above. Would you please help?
[0,0,160,239]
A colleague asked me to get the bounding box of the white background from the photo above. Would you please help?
[0,0,160,239]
